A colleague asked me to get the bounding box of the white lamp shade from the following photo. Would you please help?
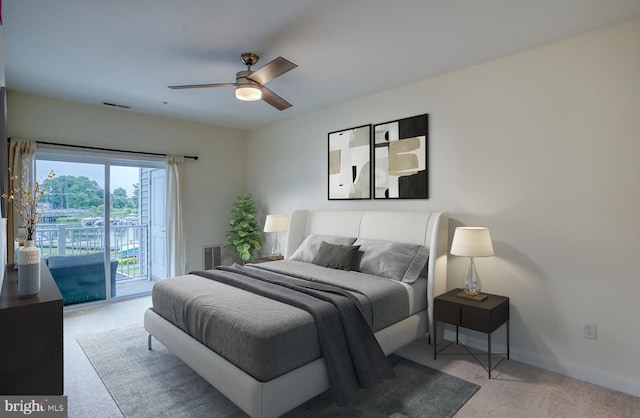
[264,214,288,233]
[450,227,494,257]
[235,85,262,101]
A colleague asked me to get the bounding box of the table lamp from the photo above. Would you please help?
[263,214,288,257]
[450,227,494,298]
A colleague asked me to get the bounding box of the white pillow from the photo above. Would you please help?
[289,234,357,263]
[354,238,429,283]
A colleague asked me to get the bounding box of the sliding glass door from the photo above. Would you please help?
[35,150,166,305]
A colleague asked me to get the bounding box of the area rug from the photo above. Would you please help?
[77,324,479,417]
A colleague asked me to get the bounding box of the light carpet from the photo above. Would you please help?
[77,324,479,417]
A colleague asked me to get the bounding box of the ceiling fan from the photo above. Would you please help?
[168,53,297,111]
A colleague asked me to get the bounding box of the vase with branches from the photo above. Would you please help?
[224,193,262,264]
[2,162,55,297]
[2,163,55,241]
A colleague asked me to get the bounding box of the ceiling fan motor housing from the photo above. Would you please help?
[235,70,262,101]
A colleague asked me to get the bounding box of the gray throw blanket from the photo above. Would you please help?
[191,264,394,406]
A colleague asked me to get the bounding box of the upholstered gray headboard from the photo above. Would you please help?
[284,210,449,331]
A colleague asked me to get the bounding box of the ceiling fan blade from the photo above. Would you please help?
[168,83,236,89]
[248,57,297,85]
[261,86,292,111]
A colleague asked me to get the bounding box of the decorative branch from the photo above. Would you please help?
[2,161,55,241]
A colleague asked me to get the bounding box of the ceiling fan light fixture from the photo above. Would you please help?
[235,85,262,101]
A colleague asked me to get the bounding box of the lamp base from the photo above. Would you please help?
[456,291,488,301]
[271,233,281,257]
[462,257,482,296]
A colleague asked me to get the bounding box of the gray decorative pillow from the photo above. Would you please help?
[354,239,429,283]
[290,234,357,263]
[311,241,361,270]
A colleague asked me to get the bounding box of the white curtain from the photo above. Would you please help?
[7,138,37,262]
[166,155,186,276]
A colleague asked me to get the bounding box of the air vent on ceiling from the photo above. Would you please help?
[101,101,131,109]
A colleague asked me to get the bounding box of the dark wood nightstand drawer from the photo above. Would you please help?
[489,300,509,332]
[449,294,509,333]
[460,304,490,332]
[434,298,460,325]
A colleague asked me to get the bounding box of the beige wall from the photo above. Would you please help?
[247,18,640,396]
[7,91,247,272]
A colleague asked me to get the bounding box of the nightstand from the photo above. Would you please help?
[433,288,509,378]
[252,255,284,263]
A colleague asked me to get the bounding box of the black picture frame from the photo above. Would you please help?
[328,124,372,200]
[373,114,428,199]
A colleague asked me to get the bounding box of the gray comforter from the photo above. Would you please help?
[151,260,410,404]
[194,264,394,405]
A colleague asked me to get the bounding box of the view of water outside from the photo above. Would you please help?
[35,159,155,303]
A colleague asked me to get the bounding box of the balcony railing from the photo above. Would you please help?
[36,224,149,281]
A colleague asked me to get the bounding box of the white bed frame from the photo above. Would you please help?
[144,210,448,418]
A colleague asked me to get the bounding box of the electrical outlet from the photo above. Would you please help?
[584,323,597,340]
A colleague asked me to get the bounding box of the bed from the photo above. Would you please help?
[144,209,448,417]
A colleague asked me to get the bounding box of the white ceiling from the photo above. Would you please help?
[4,0,640,131]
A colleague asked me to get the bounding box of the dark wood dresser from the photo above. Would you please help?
[0,262,64,395]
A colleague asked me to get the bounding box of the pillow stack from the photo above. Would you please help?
[289,234,429,283]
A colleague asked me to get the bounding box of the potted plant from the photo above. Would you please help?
[224,193,262,264]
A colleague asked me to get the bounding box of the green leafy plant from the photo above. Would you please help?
[224,193,262,264]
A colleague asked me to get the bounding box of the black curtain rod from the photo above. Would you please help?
[8,138,199,160]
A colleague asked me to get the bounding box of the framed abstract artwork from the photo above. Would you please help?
[373,114,428,199]
[328,124,372,200]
